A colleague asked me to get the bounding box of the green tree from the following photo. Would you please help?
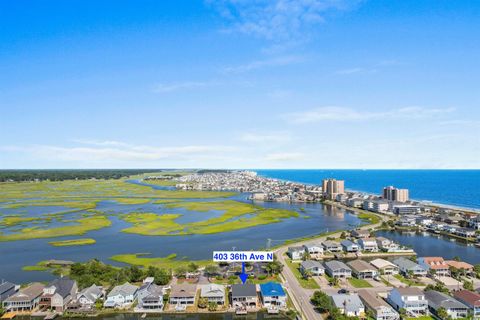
[437,307,449,320]
[175,266,187,278]
[153,268,172,285]
[128,265,144,282]
[303,269,313,279]
[204,264,219,277]
[198,297,208,309]
[265,260,283,276]
[187,262,199,274]
[310,290,333,313]
[208,301,218,311]
[463,280,474,291]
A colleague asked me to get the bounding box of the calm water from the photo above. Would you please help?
[376,230,480,264]
[256,169,480,209]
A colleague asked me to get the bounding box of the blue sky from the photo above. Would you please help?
[1,0,479,169]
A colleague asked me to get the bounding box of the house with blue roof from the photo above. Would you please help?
[259,282,286,308]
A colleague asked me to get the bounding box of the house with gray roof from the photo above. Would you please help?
[322,240,342,252]
[287,246,305,260]
[387,287,428,317]
[231,284,257,308]
[348,260,378,279]
[392,258,427,277]
[3,283,44,312]
[341,240,359,252]
[136,281,164,311]
[331,294,365,317]
[358,290,398,320]
[0,281,17,303]
[104,282,138,308]
[324,260,352,278]
[40,278,78,312]
[200,284,225,305]
[425,290,469,319]
[300,260,325,276]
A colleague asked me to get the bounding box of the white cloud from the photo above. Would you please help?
[239,131,292,143]
[265,152,305,162]
[209,0,361,42]
[284,106,456,123]
[222,55,303,73]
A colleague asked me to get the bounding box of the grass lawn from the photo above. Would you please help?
[348,278,373,288]
[284,255,320,289]
[406,317,433,320]
[394,274,424,286]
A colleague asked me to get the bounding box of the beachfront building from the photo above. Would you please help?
[418,257,450,277]
[300,260,325,276]
[104,282,138,308]
[259,282,286,308]
[383,186,409,202]
[387,288,428,317]
[341,240,359,253]
[169,284,197,306]
[325,261,352,278]
[371,200,390,213]
[231,284,257,308]
[348,260,378,279]
[393,205,421,215]
[303,243,323,255]
[425,290,469,319]
[287,246,305,260]
[392,258,427,277]
[370,259,399,275]
[357,238,379,252]
[200,284,225,305]
[453,290,480,318]
[376,237,399,252]
[347,198,364,208]
[3,283,45,312]
[322,179,345,200]
[322,240,342,253]
[40,278,78,312]
[331,294,365,317]
[358,290,399,320]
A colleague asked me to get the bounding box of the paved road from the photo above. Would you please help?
[275,211,388,320]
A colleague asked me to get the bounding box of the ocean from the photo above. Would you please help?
[255,169,480,210]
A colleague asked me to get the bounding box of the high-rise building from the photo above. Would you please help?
[322,179,345,200]
[383,186,409,202]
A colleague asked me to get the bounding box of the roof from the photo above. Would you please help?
[0,282,15,294]
[325,260,351,271]
[445,260,474,270]
[4,283,44,302]
[170,284,197,298]
[260,282,285,297]
[358,290,393,310]
[420,257,448,269]
[200,284,224,297]
[232,284,257,297]
[108,282,138,297]
[288,246,304,252]
[301,260,324,270]
[425,290,468,310]
[331,294,364,313]
[341,240,357,247]
[454,290,480,307]
[352,229,370,235]
[322,240,341,247]
[47,278,76,298]
[348,260,377,272]
[359,238,377,243]
[370,258,397,269]
[78,284,103,302]
[394,287,424,297]
[393,258,424,270]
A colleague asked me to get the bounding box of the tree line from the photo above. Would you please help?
[0,169,163,182]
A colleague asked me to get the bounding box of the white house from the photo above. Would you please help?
[76,284,104,308]
[287,246,305,260]
[370,259,399,275]
[331,294,365,317]
[104,282,138,308]
[303,243,323,255]
[357,238,379,252]
[300,260,325,276]
[358,290,399,320]
[260,282,286,308]
[387,287,428,317]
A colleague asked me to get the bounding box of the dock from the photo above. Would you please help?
[1,312,16,320]
[44,313,58,320]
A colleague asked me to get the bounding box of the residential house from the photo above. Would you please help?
[425,290,469,319]
[303,243,323,255]
[347,198,364,208]
[259,282,286,308]
[454,290,480,319]
[75,284,104,309]
[331,294,365,317]
[348,260,378,279]
[387,287,428,317]
[322,240,342,253]
[3,283,44,312]
[376,237,399,252]
[351,229,371,239]
[40,278,78,312]
[341,240,359,253]
[418,257,450,277]
[287,246,305,260]
[358,290,399,320]
[231,284,257,308]
[358,238,379,252]
[324,261,352,278]
[392,258,427,277]
[445,260,474,274]
[370,259,399,275]
[396,215,417,227]
[455,228,476,238]
[137,280,164,311]
[468,216,480,230]
[104,282,138,308]
[200,284,225,305]
[0,281,18,303]
[169,284,197,306]
[300,260,325,276]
